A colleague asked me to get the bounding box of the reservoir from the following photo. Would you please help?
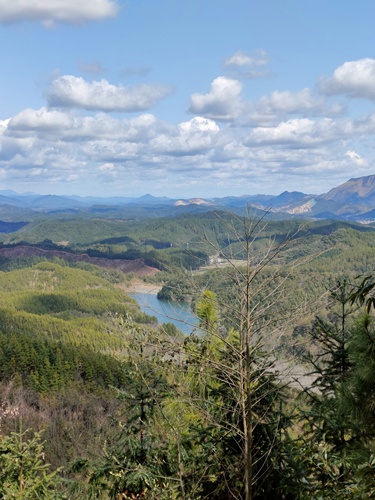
[130,292,200,335]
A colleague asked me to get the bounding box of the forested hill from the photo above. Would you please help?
[0,214,374,276]
[1,213,375,497]
[0,245,158,276]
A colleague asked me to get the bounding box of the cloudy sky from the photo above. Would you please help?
[1,0,375,198]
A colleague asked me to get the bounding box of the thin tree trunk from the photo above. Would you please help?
[244,232,253,500]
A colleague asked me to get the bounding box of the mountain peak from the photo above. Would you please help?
[323,175,375,202]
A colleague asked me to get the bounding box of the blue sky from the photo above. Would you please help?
[1,0,375,198]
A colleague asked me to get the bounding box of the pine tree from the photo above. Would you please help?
[0,422,63,499]
[297,280,365,497]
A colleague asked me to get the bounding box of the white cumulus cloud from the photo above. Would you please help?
[179,116,219,134]
[224,50,268,68]
[0,0,119,25]
[150,117,219,156]
[46,76,173,112]
[8,107,73,132]
[259,89,325,114]
[322,58,375,100]
[189,77,242,121]
[245,118,351,148]
[345,150,368,167]
[224,50,270,79]
[4,107,166,145]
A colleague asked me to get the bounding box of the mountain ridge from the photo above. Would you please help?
[1,174,375,221]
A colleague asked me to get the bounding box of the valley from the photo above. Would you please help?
[4,2,375,496]
[0,178,375,498]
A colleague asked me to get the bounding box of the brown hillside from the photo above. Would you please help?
[0,246,159,277]
[322,175,375,202]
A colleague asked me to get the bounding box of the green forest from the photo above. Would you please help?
[1,212,375,498]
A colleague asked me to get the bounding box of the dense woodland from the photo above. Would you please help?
[0,211,375,498]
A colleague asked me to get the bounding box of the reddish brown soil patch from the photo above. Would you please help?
[0,246,159,277]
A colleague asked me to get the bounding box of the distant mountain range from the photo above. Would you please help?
[2,175,375,222]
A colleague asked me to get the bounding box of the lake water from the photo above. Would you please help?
[130,292,200,335]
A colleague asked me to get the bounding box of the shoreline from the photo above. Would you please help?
[117,280,162,295]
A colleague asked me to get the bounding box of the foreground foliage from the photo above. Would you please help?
[0,425,63,499]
